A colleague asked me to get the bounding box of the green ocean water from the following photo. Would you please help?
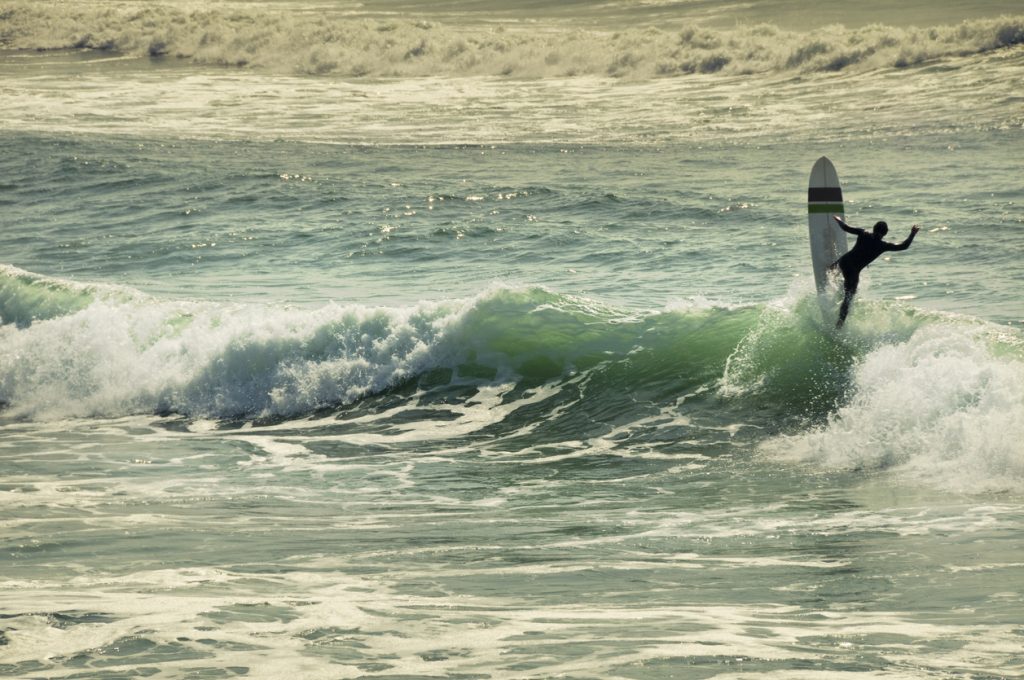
[2,1,1024,677]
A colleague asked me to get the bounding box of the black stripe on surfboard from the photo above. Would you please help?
[808,187,843,202]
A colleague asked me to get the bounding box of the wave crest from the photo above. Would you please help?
[0,267,465,419]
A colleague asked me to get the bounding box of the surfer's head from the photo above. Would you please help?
[872,221,889,237]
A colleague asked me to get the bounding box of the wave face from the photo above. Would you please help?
[0,266,750,420]
[2,2,1022,77]
[3,266,1022,493]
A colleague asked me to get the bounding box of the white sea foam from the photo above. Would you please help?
[763,320,1024,493]
[0,275,468,419]
[3,2,1022,78]
[3,567,1017,678]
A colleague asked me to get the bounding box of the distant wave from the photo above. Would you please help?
[2,2,1022,77]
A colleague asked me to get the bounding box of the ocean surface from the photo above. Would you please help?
[2,1,1024,678]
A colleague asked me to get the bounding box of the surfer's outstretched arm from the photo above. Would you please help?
[887,225,921,251]
[832,215,863,236]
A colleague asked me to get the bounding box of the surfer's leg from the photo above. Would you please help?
[837,270,858,328]
[837,290,853,327]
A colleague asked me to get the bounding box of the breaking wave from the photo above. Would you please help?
[758,317,1024,494]
[3,265,1022,492]
[1,2,1022,78]
[0,266,751,420]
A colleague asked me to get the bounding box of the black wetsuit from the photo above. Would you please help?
[831,223,917,326]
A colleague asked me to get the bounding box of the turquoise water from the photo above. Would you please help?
[2,1,1024,678]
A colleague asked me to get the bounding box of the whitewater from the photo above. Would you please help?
[2,1,1023,678]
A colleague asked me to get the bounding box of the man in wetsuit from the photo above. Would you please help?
[830,216,920,328]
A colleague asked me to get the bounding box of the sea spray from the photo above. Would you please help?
[718,285,863,417]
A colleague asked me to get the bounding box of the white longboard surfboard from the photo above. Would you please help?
[807,156,848,315]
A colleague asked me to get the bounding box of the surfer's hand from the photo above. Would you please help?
[911,225,920,233]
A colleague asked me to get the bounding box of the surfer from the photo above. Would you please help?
[830,216,920,327]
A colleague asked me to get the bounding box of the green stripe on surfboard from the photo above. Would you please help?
[808,204,844,213]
